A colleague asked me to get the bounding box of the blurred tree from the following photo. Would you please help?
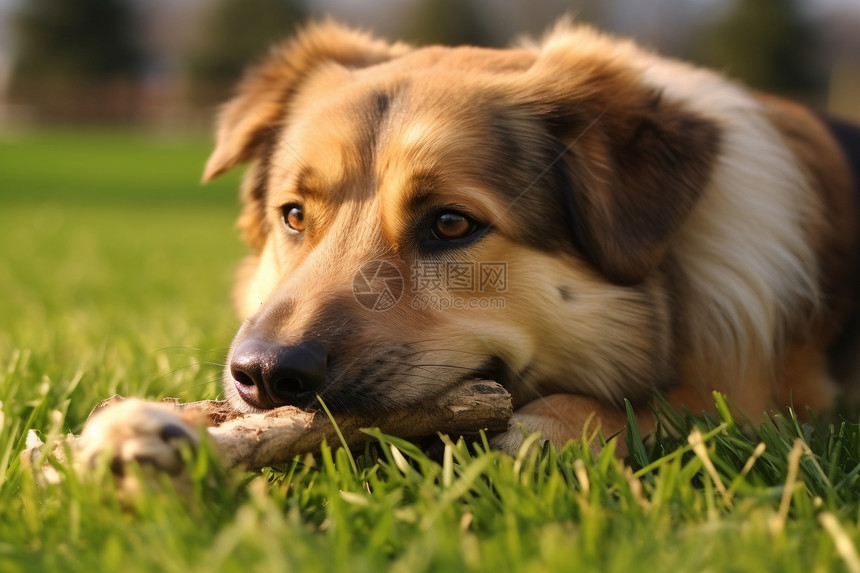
[402,0,495,47]
[694,0,823,96]
[12,0,142,79]
[186,0,307,103]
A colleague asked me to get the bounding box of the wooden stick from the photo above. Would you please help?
[24,380,512,473]
[183,379,512,469]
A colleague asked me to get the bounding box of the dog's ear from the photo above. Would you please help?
[202,21,408,182]
[517,29,721,284]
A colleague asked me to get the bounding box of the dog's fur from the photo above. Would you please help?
[201,20,860,453]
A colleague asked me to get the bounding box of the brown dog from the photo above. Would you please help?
[78,20,860,466]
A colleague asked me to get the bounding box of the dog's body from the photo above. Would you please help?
[79,21,860,464]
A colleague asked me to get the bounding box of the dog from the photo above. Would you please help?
[74,20,860,468]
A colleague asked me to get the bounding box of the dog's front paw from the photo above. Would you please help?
[490,394,634,455]
[489,411,552,455]
[77,398,199,476]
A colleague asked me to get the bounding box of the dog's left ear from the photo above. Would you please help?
[202,21,409,182]
[517,32,722,284]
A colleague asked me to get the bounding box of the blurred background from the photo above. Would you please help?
[0,0,858,128]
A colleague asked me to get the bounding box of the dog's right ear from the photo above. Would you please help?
[202,21,408,182]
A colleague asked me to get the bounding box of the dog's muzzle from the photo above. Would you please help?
[230,338,328,410]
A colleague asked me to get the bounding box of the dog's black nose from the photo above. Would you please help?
[230,338,328,409]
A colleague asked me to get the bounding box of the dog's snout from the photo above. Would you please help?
[230,339,328,409]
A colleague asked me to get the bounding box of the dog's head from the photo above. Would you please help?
[204,21,720,414]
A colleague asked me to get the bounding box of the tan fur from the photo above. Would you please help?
[206,20,859,452]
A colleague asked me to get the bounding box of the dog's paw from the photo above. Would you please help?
[76,398,199,476]
[488,411,549,455]
[490,394,633,455]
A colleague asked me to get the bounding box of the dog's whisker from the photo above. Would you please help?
[142,363,215,389]
[394,372,463,385]
[152,345,231,358]
[378,361,489,376]
[173,378,225,396]
[398,347,489,359]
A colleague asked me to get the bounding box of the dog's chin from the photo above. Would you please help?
[314,358,514,416]
[475,356,514,387]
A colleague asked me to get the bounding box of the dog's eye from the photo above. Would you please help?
[282,204,305,232]
[431,212,476,241]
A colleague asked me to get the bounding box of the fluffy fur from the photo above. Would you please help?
[204,20,860,452]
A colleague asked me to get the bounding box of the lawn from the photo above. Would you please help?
[1,128,859,572]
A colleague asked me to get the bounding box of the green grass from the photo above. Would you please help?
[2,128,860,572]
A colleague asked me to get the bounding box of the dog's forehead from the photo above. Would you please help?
[271,69,497,196]
[263,48,577,252]
[276,55,543,188]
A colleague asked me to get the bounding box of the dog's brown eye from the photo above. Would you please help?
[432,212,474,240]
[282,204,305,232]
